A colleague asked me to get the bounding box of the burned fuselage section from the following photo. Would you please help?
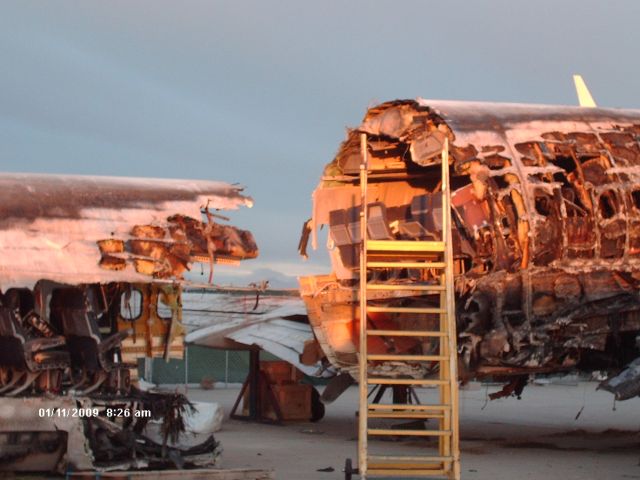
[0,173,257,472]
[299,99,640,385]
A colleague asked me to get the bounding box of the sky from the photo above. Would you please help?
[1,1,639,287]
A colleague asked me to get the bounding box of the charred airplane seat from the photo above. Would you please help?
[367,202,394,240]
[54,288,132,393]
[396,194,442,240]
[330,201,433,269]
[329,206,361,269]
[0,289,68,395]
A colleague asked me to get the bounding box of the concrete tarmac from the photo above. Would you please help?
[9,381,640,479]
[188,382,640,479]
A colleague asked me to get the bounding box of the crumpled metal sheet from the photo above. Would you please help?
[0,173,256,289]
[181,291,305,333]
[0,394,222,473]
[0,396,94,471]
[226,319,321,376]
[184,292,328,377]
[599,357,640,400]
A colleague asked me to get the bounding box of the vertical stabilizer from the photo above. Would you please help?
[573,74,597,108]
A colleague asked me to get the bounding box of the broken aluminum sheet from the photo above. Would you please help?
[599,356,640,400]
[144,401,224,448]
[184,291,325,376]
[0,396,94,471]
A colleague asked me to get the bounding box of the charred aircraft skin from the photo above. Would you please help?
[0,173,257,472]
[0,173,257,288]
[299,99,640,387]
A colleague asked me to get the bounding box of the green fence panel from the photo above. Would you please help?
[144,347,279,385]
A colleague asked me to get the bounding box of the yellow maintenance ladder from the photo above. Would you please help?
[354,133,460,479]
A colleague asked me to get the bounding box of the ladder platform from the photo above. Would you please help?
[366,261,446,269]
[366,306,445,314]
[368,428,452,437]
[367,378,448,386]
[366,240,445,252]
[367,354,448,362]
[366,329,447,337]
[366,283,445,292]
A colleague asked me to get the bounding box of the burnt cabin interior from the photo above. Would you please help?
[0,175,258,398]
[0,281,217,468]
[318,100,640,380]
[0,175,261,470]
[0,282,143,395]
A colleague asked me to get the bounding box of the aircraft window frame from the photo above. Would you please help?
[598,190,619,219]
[631,189,640,211]
[156,293,174,321]
[534,190,553,217]
[120,288,143,321]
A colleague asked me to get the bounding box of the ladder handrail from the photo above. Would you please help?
[442,138,461,479]
[358,133,369,478]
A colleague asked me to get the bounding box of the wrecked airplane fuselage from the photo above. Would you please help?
[299,99,640,388]
[0,173,257,472]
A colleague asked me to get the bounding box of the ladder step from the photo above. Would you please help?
[366,240,445,252]
[367,329,447,337]
[367,468,448,476]
[367,283,445,292]
[368,403,450,411]
[368,428,452,437]
[368,455,454,463]
[367,306,445,314]
[368,378,448,386]
[367,354,448,362]
[367,261,446,269]
[367,411,445,419]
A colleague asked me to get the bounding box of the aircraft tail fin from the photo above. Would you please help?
[573,74,597,108]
